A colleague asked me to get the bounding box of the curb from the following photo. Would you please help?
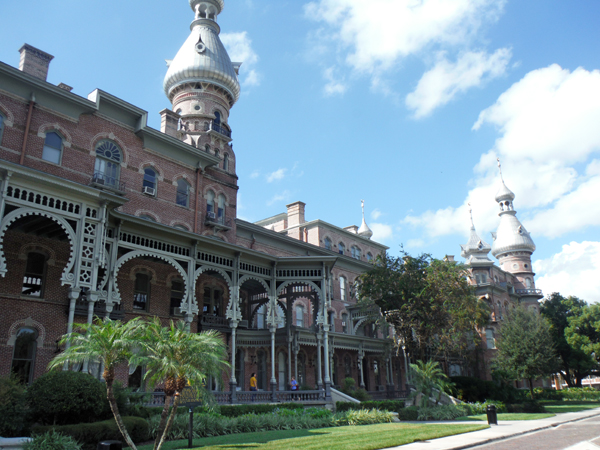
[452,410,600,450]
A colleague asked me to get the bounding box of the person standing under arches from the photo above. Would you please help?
[250,372,257,401]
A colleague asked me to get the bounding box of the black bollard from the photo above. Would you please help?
[189,407,194,449]
[486,404,498,425]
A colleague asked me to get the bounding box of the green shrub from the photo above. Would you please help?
[450,376,523,404]
[0,375,29,437]
[561,387,600,401]
[506,401,546,413]
[336,400,405,412]
[31,417,149,450]
[417,405,469,421]
[397,406,419,421]
[533,388,563,401]
[24,430,83,450]
[27,371,110,426]
[219,402,303,417]
[332,409,394,426]
[465,401,507,415]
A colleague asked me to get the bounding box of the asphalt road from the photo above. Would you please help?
[469,415,600,450]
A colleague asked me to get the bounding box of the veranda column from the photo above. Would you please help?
[316,329,323,390]
[322,265,331,398]
[358,348,365,389]
[64,288,79,370]
[82,291,98,373]
[227,254,240,403]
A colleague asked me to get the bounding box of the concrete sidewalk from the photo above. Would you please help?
[383,408,600,450]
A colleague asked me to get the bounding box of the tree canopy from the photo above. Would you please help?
[540,293,596,387]
[494,305,558,399]
[357,251,489,362]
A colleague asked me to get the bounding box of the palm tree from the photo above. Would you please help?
[409,360,453,408]
[134,318,228,450]
[49,317,143,450]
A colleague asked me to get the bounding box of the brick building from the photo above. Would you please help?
[0,0,404,402]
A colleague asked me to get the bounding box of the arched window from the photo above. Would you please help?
[133,273,150,311]
[176,179,190,207]
[22,252,46,297]
[42,131,62,164]
[214,111,221,125]
[342,313,349,333]
[256,303,266,329]
[206,190,215,218]
[340,276,347,302]
[174,224,189,231]
[214,149,220,158]
[338,242,345,255]
[324,237,332,250]
[367,252,373,262]
[94,140,122,188]
[351,246,361,260]
[139,215,156,222]
[0,114,5,144]
[205,144,211,153]
[223,153,229,171]
[296,304,304,327]
[486,329,496,349]
[143,167,157,195]
[170,279,184,316]
[11,327,38,384]
[525,277,532,289]
[217,194,226,223]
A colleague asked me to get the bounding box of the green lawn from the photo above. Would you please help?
[136,423,488,450]
[543,402,600,414]
[456,413,555,421]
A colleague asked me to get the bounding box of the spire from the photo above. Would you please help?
[461,203,492,265]
[357,200,373,239]
[495,158,515,204]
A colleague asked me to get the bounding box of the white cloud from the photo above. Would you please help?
[404,65,600,242]
[305,0,504,92]
[267,168,287,183]
[267,190,292,206]
[221,31,261,88]
[371,223,393,242]
[534,241,600,304]
[406,48,511,118]
[323,67,347,96]
[250,170,260,179]
[371,209,382,220]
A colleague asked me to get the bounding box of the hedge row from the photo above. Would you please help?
[336,400,405,412]
[535,387,600,402]
[219,402,304,417]
[31,417,149,450]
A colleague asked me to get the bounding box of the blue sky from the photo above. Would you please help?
[1,0,600,302]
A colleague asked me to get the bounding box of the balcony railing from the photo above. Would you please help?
[91,172,126,192]
[201,314,229,328]
[205,212,232,228]
[205,121,232,139]
[515,288,543,296]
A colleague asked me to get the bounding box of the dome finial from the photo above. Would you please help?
[358,199,373,239]
[468,203,475,229]
[497,157,504,181]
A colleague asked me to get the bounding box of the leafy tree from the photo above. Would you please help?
[409,360,453,407]
[565,302,600,376]
[540,293,595,387]
[49,317,143,450]
[357,251,489,361]
[134,318,228,450]
[493,306,558,400]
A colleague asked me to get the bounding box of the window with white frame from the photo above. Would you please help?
[256,304,266,329]
[340,276,347,302]
[324,237,332,251]
[94,140,122,188]
[338,242,345,255]
[11,327,38,384]
[133,273,150,311]
[367,252,373,262]
[351,246,361,260]
[176,179,190,207]
[217,194,225,223]
[342,313,349,333]
[143,167,157,194]
[296,304,304,327]
[22,252,46,297]
[42,131,62,164]
[486,329,496,349]
[206,190,215,217]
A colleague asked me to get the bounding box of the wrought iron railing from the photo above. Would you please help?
[201,314,229,328]
[205,212,232,228]
[144,389,326,406]
[515,288,543,295]
[91,172,126,192]
[205,121,232,138]
[367,389,409,400]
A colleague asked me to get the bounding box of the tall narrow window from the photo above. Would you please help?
[214,111,221,125]
[11,327,38,384]
[176,179,190,207]
[338,242,345,255]
[223,153,229,171]
[351,246,361,260]
[367,253,373,263]
[214,149,220,158]
[328,311,335,332]
[340,276,347,302]
[22,252,46,297]
[256,304,266,329]
[342,313,349,334]
[170,279,184,315]
[94,140,122,188]
[324,237,332,250]
[133,273,150,311]
[202,288,223,317]
[206,190,215,218]
[525,277,532,288]
[42,131,62,164]
[217,194,225,223]
[486,329,496,349]
[296,305,304,327]
[143,167,157,195]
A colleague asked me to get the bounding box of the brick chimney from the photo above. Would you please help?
[159,109,181,138]
[19,44,54,81]
[286,201,306,228]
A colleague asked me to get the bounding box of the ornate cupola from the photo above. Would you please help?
[490,159,540,298]
[162,0,241,151]
[357,200,373,239]
[461,204,493,267]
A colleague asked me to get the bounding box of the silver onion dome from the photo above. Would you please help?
[357,200,373,239]
[491,212,536,257]
[495,180,515,203]
[163,19,240,105]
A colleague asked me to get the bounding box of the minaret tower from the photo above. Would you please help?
[461,204,493,268]
[491,159,542,304]
[357,200,373,239]
[162,0,241,159]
